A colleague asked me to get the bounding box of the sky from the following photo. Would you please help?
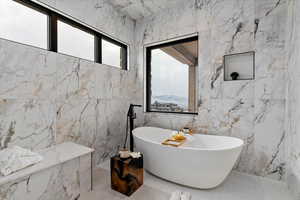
[151,49,189,98]
[57,20,95,61]
[102,39,121,68]
[0,0,48,49]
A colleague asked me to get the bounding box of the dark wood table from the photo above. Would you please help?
[110,154,143,196]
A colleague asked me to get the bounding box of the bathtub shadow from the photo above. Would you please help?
[144,169,231,191]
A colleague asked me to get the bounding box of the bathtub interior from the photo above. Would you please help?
[133,127,171,142]
[133,127,244,150]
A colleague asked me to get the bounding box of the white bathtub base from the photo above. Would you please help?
[133,127,244,189]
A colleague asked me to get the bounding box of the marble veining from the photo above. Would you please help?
[0,146,43,176]
[0,142,93,200]
[0,98,56,151]
[0,142,93,186]
[0,0,298,199]
[135,0,288,181]
[0,0,138,169]
[0,155,91,200]
[286,0,300,198]
[107,0,185,20]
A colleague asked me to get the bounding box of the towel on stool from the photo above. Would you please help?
[169,191,191,200]
[181,192,192,200]
[170,191,181,200]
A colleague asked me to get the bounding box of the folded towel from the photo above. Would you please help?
[170,191,181,200]
[169,191,192,200]
[0,146,43,176]
[181,192,191,200]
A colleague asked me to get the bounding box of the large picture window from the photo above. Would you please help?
[146,36,198,114]
[0,0,128,70]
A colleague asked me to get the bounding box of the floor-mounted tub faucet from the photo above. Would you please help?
[123,104,142,152]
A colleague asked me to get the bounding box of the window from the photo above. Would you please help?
[102,39,122,68]
[0,0,128,69]
[146,36,198,114]
[0,0,48,49]
[57,20,95,61]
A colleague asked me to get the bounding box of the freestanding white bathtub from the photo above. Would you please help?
[132,127,244,189]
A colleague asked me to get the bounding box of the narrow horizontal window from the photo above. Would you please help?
[0,0,128,70]
[146,36,198,114]
[0,0,48,49]
[102,38,127,69]
[57,20,95,61]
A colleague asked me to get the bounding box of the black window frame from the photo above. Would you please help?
[101,36,128,69]
[6,0,128,70]
[56,18,96,61]
[146,36,199,115]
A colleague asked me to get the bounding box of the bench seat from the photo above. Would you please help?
[0,142,94,200]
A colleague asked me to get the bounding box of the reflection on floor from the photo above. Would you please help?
[80,161,294,200]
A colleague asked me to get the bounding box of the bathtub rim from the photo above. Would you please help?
[133,126,244,152]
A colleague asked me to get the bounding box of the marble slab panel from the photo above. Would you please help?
[0,142,93,186]
[286,0,300,197]
[0,158,81,200]
[0,146,43,176]
[0,99,56,150]
[0,0,137,174]
[0,143,93,200]
[136,0,289,182]
[0,40,57,100]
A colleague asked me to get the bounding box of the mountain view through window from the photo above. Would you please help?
[147,37,198,113]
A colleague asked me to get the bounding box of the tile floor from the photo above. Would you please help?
[80,161,294,200]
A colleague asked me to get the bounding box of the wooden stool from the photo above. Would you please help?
[110,155,143,196]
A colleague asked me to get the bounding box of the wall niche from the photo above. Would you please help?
[224,51,255,81]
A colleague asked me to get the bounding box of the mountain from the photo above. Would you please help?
[152,95,188,108]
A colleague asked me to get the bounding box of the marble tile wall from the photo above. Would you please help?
[286,0,300,198]
[135,0,288,181]
[0,154,91,200]
[107,0,184,20]
[0,0,139,167]
[0,0,295,188]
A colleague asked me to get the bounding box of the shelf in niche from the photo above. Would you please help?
[224,51,255,81]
